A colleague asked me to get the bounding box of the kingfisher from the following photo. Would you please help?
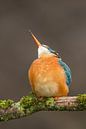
[28,32,72,97]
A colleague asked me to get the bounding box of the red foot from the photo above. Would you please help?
[54,96,59,100]
[38,96,43,101]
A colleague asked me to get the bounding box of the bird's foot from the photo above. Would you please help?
[38,96,43,101]
[54,96,59,101]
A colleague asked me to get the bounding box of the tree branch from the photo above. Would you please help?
[0,92,86,122]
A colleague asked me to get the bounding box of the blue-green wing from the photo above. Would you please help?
[58,59,72,87]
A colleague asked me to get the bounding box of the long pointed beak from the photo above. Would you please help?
[30,31,41,47]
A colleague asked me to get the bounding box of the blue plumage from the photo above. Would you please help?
[58,59,72,87]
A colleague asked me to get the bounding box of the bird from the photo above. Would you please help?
[28,32,72,98]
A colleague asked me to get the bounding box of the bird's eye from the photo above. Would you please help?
[48,47,58,55]
[57,53,61,58]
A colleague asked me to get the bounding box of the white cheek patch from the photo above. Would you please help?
[38,46,50,58]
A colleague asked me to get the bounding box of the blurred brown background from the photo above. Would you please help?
[0,0,86,129]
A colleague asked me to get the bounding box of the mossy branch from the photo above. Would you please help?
[0,92,86,122]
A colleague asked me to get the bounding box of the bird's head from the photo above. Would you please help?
[30,32,61,58]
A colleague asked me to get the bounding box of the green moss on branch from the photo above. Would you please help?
[0,99,14,109]
[0,93,86,122]
[77,94,86,110]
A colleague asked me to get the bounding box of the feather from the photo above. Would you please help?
[58,59,72,87]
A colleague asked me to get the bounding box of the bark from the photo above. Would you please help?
[0,93,86,122]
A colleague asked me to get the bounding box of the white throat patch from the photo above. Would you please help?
[38,46,51,58]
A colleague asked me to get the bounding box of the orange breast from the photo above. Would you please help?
[28,56,69,97]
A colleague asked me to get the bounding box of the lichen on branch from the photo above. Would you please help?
[0,92,86,122]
